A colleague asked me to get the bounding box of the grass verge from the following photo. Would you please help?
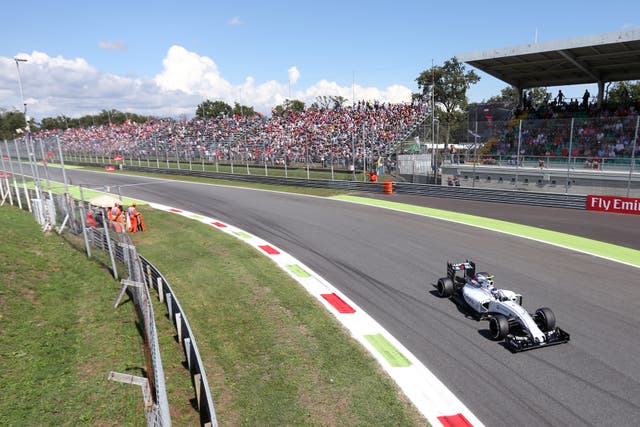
[0,205,145,426]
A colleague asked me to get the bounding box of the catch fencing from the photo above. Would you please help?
[0,184,219,426]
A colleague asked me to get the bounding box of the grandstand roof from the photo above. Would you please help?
[459,29,640,89]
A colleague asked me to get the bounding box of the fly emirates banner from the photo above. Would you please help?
[587,195,640,215]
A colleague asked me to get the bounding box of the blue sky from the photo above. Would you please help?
[0,0,637,120]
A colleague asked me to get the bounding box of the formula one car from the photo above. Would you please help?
[435,260,570,352]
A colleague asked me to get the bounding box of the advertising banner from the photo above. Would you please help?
[587,195,640,215]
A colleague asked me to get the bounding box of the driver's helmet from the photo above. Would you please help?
[475,273,494,288]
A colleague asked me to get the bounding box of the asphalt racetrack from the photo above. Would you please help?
[43,168,640,426]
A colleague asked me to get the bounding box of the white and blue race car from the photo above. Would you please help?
[435,260,570,352]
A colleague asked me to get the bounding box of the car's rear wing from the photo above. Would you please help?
[447,260,475,280]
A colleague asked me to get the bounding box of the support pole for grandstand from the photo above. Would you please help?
[230,144,234,174]
[627,116,639,197]
[362,123,367,182]
[566,118,575,194]
[515,120,522,187]
[154,138,160,168]
[351,131,356,181]
[175,138,181,170]
[305,140,310,180]
[215,145,219,173]
[283,141,287,177]
[330,136,335,180]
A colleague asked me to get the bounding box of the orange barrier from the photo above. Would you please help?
[383,180,393,195]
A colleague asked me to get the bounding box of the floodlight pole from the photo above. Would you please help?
[15,58,46,214]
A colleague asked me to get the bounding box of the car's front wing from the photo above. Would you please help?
[505,327,571,353]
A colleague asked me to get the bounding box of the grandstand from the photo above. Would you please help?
[29,100,431,174]
[457,29,640,158]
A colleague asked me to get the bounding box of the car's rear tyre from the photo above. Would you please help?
[489,314,509,340]
[436,277,453,297]
[535,307,556,332]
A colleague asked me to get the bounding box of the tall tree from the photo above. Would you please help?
[486,86,550,108]
[231,102,257,117]
[272,99,305,116]
[195,100,232,119]
[0,110,28,140]
[486,86,518,104]
[311,95,348,110]
[330,95,348,109]
[606,81,640,105]
[314,95,333,109]
[415,57,480,146]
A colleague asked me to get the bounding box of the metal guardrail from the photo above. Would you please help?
[140,256,218,427]
[117,164,589,210]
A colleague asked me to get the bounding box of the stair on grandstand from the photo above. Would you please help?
[478,108,527,156]
[231,118,264,145]
[386,110,433,155]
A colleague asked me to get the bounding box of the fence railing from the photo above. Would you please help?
[140,256,218,427]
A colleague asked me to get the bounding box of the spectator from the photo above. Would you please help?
[582,89,590,110]
[86,210,98,228]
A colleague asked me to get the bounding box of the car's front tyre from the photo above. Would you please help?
[534,307,556,332]
[489,314,510,340]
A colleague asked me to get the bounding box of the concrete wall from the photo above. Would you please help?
[440,164,640,197]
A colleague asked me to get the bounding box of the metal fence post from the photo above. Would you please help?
[627,115,639,197]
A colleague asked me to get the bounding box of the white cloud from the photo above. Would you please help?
[288,66,300,85]
[0,46,413,120]
[228,16,243,26]
[97,41,128,51]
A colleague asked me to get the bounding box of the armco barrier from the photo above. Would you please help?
[113,164,588,210]
[139,256,218,427]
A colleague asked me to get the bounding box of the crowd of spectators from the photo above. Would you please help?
[33,100,428,168]
[485,93,639,163]
[29,95,638,168]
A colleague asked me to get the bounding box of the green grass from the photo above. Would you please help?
[131,207,428,426]
[0,206,145,426]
